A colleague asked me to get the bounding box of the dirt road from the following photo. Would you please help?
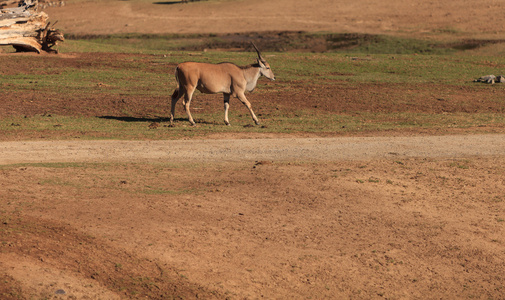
[1,134,504,165]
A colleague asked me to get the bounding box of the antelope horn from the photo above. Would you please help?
[251,42,265,62]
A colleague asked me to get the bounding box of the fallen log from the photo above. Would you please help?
[0,0,64,53]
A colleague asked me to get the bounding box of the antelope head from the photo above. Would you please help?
[252,42,275,81]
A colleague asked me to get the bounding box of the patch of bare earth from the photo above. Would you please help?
[1,156,505,298]
[45,0,505,40]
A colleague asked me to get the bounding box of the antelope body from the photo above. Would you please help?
[170,44,275,126]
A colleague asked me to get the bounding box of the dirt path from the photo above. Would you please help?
[1,134,504,165]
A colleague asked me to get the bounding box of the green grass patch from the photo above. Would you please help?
[2,110,503,141]
[141,186,196,195]
[2,33,505,140]
[60,32,478,55]
[0,162,93,170]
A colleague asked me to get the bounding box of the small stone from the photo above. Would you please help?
[55,289,66,294]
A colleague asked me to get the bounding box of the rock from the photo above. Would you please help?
[474,75,496,84]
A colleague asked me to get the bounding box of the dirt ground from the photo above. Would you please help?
[44,0,505,40]
[2,0,505,299]
[1,139,505,299]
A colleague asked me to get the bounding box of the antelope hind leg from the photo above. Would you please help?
[170,88,183,126]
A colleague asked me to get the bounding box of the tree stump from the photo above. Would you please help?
[0,0,64,53]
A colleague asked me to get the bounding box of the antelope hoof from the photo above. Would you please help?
[224,121,230,126]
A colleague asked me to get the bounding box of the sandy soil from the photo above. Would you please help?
[2,0,505,299]
[45,0,505,40]
[2,136,505,299]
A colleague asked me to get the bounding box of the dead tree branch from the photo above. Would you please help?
[0,0,64,53]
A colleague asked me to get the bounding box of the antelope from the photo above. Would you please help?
[170,43,275,126]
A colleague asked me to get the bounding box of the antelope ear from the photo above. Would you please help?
[257,58,266,68]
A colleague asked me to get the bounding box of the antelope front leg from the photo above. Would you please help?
[237,93,260,125]
[223,93,231,126]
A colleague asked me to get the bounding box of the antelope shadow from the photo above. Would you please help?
[98,116,219,125]
[153,0,207,5]
[152,1,182,5]
[99,116,170,122]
